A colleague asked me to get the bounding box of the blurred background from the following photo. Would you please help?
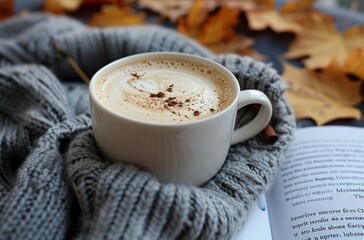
[320,0,363,11]
[0,0,363,15]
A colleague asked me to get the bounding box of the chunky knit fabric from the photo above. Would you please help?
[0,13,295,240]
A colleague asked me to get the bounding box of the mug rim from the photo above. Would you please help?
[89,52,240,127]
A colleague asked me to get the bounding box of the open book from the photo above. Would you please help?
[232,126,364,240]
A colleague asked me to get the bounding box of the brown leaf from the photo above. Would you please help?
[186,0,209,32]
[218,0,273,11]
[0,0,13,19]
[208,35,265,60]
[177,0,209,37]
[137,0,195,22]
[209,36,254,53]
[44,0,83,14]
[178,0,240,46]
[253,0,274,8]
[343,48,364,81]
[245,0,317,33]
[88,4,145,26]
[281,0,316,14]
[282,63,362,125]
[177,0,263,58]
[197,7,240,45]
[246,9,301,33]
[285,12,364,70]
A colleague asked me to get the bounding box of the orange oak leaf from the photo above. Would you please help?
[285,12,364,70]
[282,63,362,125]
[88,4,145,27]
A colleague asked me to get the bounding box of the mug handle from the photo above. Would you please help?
[231,90,272,145]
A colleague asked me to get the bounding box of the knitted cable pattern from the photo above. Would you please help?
[0,13,295,240]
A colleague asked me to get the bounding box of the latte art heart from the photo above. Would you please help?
[95,58,234,123]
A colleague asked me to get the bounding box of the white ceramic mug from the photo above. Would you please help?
[89,52,272,186]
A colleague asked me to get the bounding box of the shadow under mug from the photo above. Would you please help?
[89,52,272,186]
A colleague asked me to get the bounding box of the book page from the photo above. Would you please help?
[266,126,364,240]
[231,197,272,240]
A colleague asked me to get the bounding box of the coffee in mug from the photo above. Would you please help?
[89,52,272,186]
[94,58,234,123]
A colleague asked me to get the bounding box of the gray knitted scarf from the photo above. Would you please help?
[0,13,295,240]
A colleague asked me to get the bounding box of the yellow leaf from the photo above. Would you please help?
[246,9,301,33]
[285,12,364,69]
[89,4,145,27]
[282,63,362,125]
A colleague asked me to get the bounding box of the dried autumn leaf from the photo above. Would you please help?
[245,0,317,33]
[253,0,274,8]
[0,0,13,19]
[209,36,254,53]
[138,0,195,22]
[89,4,145,27]
[343,49,364,80]
[140,0,265,23]
[281,0,316,14]
[177,0,209,37]
[246,9,301,33]
[197,7,240,45]
[193,0,276,13]
[44,0,83,13]
[285,12,364,70]
[177,0,261,57]
[178,0,240,45]
[209,35,265,60]
[186,0,208,32]
[44,0,64,14]
[218,0,274,11]
[282,63,362,125]
[83,0,119,5]
[344,25,364,50]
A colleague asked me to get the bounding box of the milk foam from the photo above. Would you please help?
[95,59,234,123]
